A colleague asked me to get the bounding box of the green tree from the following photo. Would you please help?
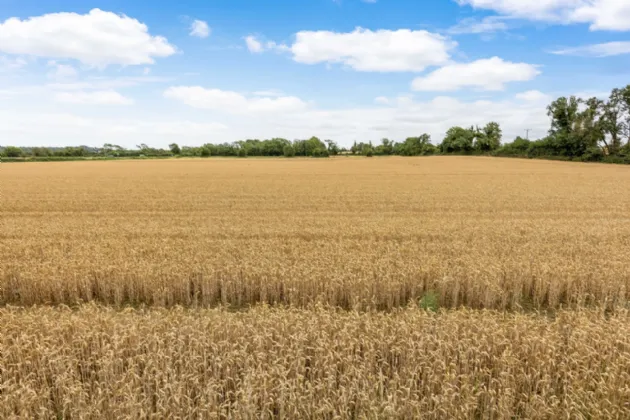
[283,144,296,157]
[376,138,394,155]
[548,96,580,136]
[475,122,502,152]
[602,89,626,155]
[200,147,211,157]
[31,147,50,157]
[440,127,475,153]
[325,140,339,155]
[350,141,358,155]
[4,146,22,157]
[397,134,434,156]
[541,96,598,157]
[169,143,181,155]
[312,147,329,158]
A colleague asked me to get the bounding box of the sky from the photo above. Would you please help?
[0,0,629,148]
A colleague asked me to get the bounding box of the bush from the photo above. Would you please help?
[581,147,604,162]
[237,148,248,158]
[311,148,329,158]
[3,146,22,158]
[200,147,211,157]
[366,150,373,157]
[602,155,630,165]
[283,145,296,157]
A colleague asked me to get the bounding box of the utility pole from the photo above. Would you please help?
[525,129,531,140]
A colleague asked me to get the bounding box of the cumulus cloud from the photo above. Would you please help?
[287,27,456,71]
[246,28,456,72]
[552,41,630,57]
[54,90,134,105]
[0,9,176,67]
[456,0,630,31]
[571,1,630,31]
[190,20,210,38]
[245,36,264,53]
[411,57,540,91]
[163,86,308,114]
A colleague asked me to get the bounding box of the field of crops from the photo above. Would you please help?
[1,157,630,418]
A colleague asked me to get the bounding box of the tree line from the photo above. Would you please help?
[3,84,630,163]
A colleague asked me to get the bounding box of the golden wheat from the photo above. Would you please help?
[2,157,630,418]
[1,305,629,419]
[1,157,629,310]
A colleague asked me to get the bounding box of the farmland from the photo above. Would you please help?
[1,156,630,418]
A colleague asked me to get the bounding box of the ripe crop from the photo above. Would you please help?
[1,157,629,310]
[1,305,629,418]
[1,157,629,418]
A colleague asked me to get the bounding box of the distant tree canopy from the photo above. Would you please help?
[3,85,630,164]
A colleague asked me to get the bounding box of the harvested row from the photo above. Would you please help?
[1,306,629,419]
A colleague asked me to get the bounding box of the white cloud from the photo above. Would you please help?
[0,9,176,67]
[456,0,630,31]
[190,20,210,38]
[374,96,390,105]
[448,16,509,34]
[515,90,551,102]
[455,0,573,20]
[163,86,308,114]
[54,90,134,105]
[552,41,630,57]
[0,111,227,147]
[287,27,456,72]
[47,61,78,81]
[252,89,285,97]
[571,1,630,31]
[46,76,170,91]
[411,57,540,91]
[1,94,551,147]
[1,86,556,147]
[245,36,264,53]
[0,55,27,71]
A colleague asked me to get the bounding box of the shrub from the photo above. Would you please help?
[200,147,211,157]
[311,148,329,158]
[581,147,604,162]
[237,148,248,158]
[3,146,22,158]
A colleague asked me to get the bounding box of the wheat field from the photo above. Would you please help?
[1,157,630,418]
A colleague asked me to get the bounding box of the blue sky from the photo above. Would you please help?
[1,0,629,147]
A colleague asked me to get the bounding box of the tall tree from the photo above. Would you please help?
[548,96,580,136]
[601,90,626,154]
[475,122,502,151]
[169,143,181,155]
